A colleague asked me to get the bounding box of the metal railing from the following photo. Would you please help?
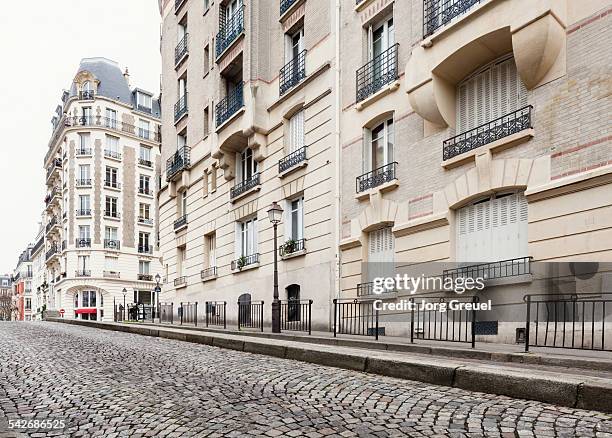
[334,298,380,340]
[410,296,478,348]
[443,257,532,283]
[79,90,95,100]
[174,215,188,231]
[356,44,399,102]
[138,217,154,225]
[280,0,299,15]
[103,271,121,279]
[103,239,120,250]
[180,302,198,326]
[138,273,153,281]
[45,245,58,261]
[356,162,397,193]
[201,266,217,280]
[231,253,260,271]
[423,0,485,38]
[356,282,392,297]
[113,303,125,322]
[279,146,307,174]
[104,149,122,160]
[280,299,312,334]
[205,301,226,328]
[238,300,264,331]
[175,33,189,65]
[75,238,91,248]
[159,302,174,324]
[48,116,160,142]
[76,209,92,217]
[216,5,245,58]
[104,180,121,189]
[279,238,306,257]
[166,146,191,181]
[76,147,92,156]
[174,93,188,122]
[280,50,307,96]
[138,158,153,168]
[46,159,62,181]
[76,178,92,187]
[230,172,259,200]
[45,216,58,234]
[138,245,153,254]
[75,270,91,277]
[104,211,121,219]
[443,106,533,161]
[525,294,612,352]
[174,276,187,287]
[216,82,244,127]
[139,186,154,195]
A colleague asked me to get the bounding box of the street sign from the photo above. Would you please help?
[154,286,161,293]
[59,309,65,317]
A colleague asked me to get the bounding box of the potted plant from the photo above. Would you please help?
[283,239,297,255]
[237,255,248,270]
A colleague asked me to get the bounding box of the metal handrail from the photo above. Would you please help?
[280,50,307,96]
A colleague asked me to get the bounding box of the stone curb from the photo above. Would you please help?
[46,318,612,413]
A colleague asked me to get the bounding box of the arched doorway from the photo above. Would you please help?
[286,284,300,322]
[238,293,251,324]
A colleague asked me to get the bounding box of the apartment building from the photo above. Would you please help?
[42,57,163,322]
[30,220,47,320]
[0,274,13,321]
[12,247,33,321]
[339,0,612,342]
[157,0,339,328]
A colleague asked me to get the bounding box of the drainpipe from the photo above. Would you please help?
[332,0,342,329]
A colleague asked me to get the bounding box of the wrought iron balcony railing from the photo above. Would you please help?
[49,116,160,142]
[75,238,91,248]
[75,270,91,277]
[46,158,62,181]
[216,6,245,58]
[76,147,92,156]
[279,146,307,174]
[216,82,244,127]
[138,128,152,140]
[103,271,121,279]
[76,209,92,217]
[166,146,191,181]
[231,253,260,271]
[174,215,188,231]
[137,104,152,114]
[175,0,187,13]
[138,158,153,168]
[104,180,121,189]
[76,178,92,187]
[443,257,533,283]
[201,266,217,280]
[138,245,153,255]
[280,50,307,96]
[79,90,95,100]
[104,149,122,160]
[174,276,187,287]
[139,186,154,196]
[174,93,188,122]
[356,162,397,193]
[230,173,260,200]
[279,238,306,257]
[280,0,299,15]
[104,239,121,250]
[104,211,121,219]
[175,33,189,65]
[423,0,485,38]
[45,245,58,261]
[45,216,58,234]
[139,216,154,225]
[443,105,533,161]
[356,44,399,102]
[138,273,153,281]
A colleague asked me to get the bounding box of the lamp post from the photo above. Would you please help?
[267,201,283,333]
[154,274,161,319]
[122,287,127,321]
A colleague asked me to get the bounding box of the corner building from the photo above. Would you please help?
[158,0,339,328]
[43,58,162,321]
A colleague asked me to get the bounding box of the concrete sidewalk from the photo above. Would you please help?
[47,317,612,414]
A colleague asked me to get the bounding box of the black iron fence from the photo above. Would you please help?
[159,302,174,324]
[279,146,307,174]
[279,238,306,257]
[174,93,188,122]
[356,44,399,102]
[205,301,227,328]
[231,253,260,271]
[230,172,259,199]
[333,298,380,340]
[166,146,191,181]
[410,296,478,348]
[216,5,245,58]
[238,300,264,331]
[174,214,188,231]
[423,0,484,38]
[443,106,533,161]
[443,257,532,283]
[280,299,312,334]
[180,302,198,326]
[525,294,612,352]
[216,82,244,127]
[201,266,217,280]
[280,49,307,96]
[175,33,189,65]
[280,0,299,15]
[113,301,124,322]
[356,162,397,193]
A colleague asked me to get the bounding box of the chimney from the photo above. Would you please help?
[123,67,130,87]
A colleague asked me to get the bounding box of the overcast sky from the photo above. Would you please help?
[0,1,161,273]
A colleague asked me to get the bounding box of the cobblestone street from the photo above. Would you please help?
[0,322,611,437]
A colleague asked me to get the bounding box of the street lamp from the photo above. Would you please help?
[122,287,127,320]
[267,201,283,333]
[154,274,161,319]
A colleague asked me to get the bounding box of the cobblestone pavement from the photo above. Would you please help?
[0,323,611,438]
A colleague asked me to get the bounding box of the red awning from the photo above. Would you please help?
[75,308,97,315]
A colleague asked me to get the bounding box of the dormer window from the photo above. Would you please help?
[80,81,94,100]
[137,92,152,113]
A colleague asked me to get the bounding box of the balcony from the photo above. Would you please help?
[45,188,60,207]
[279,50,307,96]
[76,178,92,187]
[442,257,533,283]
[61,240,67,251]
[76,147,92,156]
[443,106,533,161]
[104,239,121,250]
[103,271,121,279]
[216,83,244,128]
[279,146,307,175]
[138,158,153,168]
[231,253,260,271]
[174,215,188,232]
[104,180,121,190]
[230,173,260,201]
[76,209,92,217]
[279,238,306,258]
[45,245,58,261]
[45,216,58,234]
[175,33,189,66]
[356,162,397,194]
[174,93,188,123]
[78,90,95,100]
[174,276,187,287]
[138,245,153,255]
[174,0,186,13]
[32,237,44,255]
[215,6,244,59]
[356,282,395,297]
[46,158,62,182]
[75,270,91,277]
[104,149,122,160]
[423,0,485,38]
[280,0,299,16]
[138,273,153,281]
[356,44,399,103]
[104,211,121,220]
[166,146,191,181]
[138,217,154,226]
[200,266,217,281]
[138,186,154,196]
[75,238,91,248]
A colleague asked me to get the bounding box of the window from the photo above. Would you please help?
[237,217,257,257]
[288,110,305,153]
[177,132,187,149]
[78,165,90,182]
[105,226,118,241]
[177,246,186,276]
[139,175,151,194]
[82,81,92,93]
[139,232,150,251]
[25,298,31,310]
[82,107,92,123]
[456,56,527,134]
[204,45,210,73]
[105,166,118,187]
[106,135,120,157]
[79,133,90,151]
[78,225,90,239]
[105,196,118,217]
[178,78,187,99]
[237,148,257,182]
[78,195,90,212]
[287,197,304,241]
[139,203,150,219]
[202,171,209,197]
[179,190,188,216]
[204,0,210,11]
[364,118,394,172]
[210,166,217,192]
[367,226,395,283]
[203,106,210,137]
[137,92,152,110]
[285,26,304,63]
[139,120,150,139]
[105,256,118,273]
[369,16,395,62]
[77,255,89,271]
[82,290,96,308]
[106,108,117,128]
[139,260,150,274]
[139,145,151,163]
[205,233,216,267]
[226,0,243,20]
